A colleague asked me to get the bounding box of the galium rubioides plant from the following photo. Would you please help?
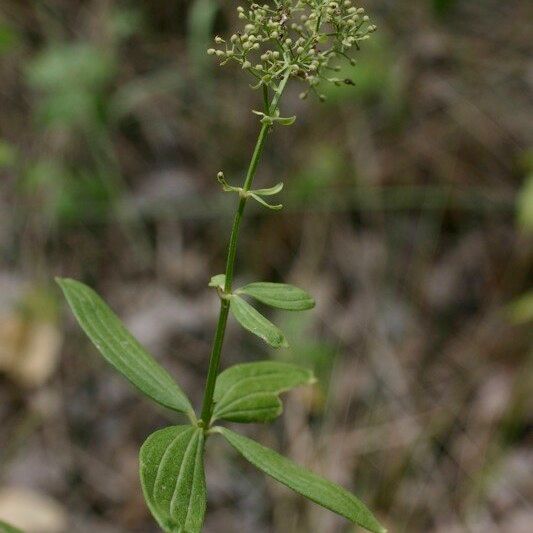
[57,1,385,532]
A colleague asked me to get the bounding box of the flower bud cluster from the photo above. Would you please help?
[207,0,376,99]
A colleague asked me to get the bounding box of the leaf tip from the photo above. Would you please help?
[55,277,77,290]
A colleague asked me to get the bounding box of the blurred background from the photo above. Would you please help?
[0,1,531,532]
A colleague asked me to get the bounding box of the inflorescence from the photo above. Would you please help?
[207,0,377,100]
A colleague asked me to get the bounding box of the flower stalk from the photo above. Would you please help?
[200,67,291,426]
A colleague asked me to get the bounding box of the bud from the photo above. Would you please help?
[211,0,376,100]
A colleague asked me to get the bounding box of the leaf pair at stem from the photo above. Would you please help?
[217,171,285,210]
[57,278,386,533]
[210,274,315,349]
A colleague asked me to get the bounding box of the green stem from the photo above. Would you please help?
[200,71,291,426]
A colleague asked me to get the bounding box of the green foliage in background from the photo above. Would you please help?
[0,20,20,55]
[0,140,18,169]
[188,0,219,76]
[16,8,141,227]
[27,43,116,128]
[432,0,457,18]
[517,173,533,233]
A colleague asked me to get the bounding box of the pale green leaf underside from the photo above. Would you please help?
[208,274,226,289]
[217,428,386,533]
[140,426,206,533]
[57,278,194,416]
[213,361,315,423]
[250,193,282,210]
[237,282,315,311]
[253,182,283,196]
[0,521,24,533]
[229,295,288,348]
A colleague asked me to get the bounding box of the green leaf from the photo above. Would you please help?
[252,182,284,196]
[237,282,315,311]
[275,115,297,126]
[250,193,283,210]
[217,428,386,533]
[56,278,194,417]
[213,361,315,423]
[140,426,206,533]
[252,110,297,126]
[208,273,226,289]
[229,295,288,348]
[0,521,24,533]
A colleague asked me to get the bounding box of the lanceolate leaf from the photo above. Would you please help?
[213,361,315,423]
[140,426,206,533]
[237,282,315,311]
[217,428,387,533]
[57,278,194,417]
[229,294,288,348]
